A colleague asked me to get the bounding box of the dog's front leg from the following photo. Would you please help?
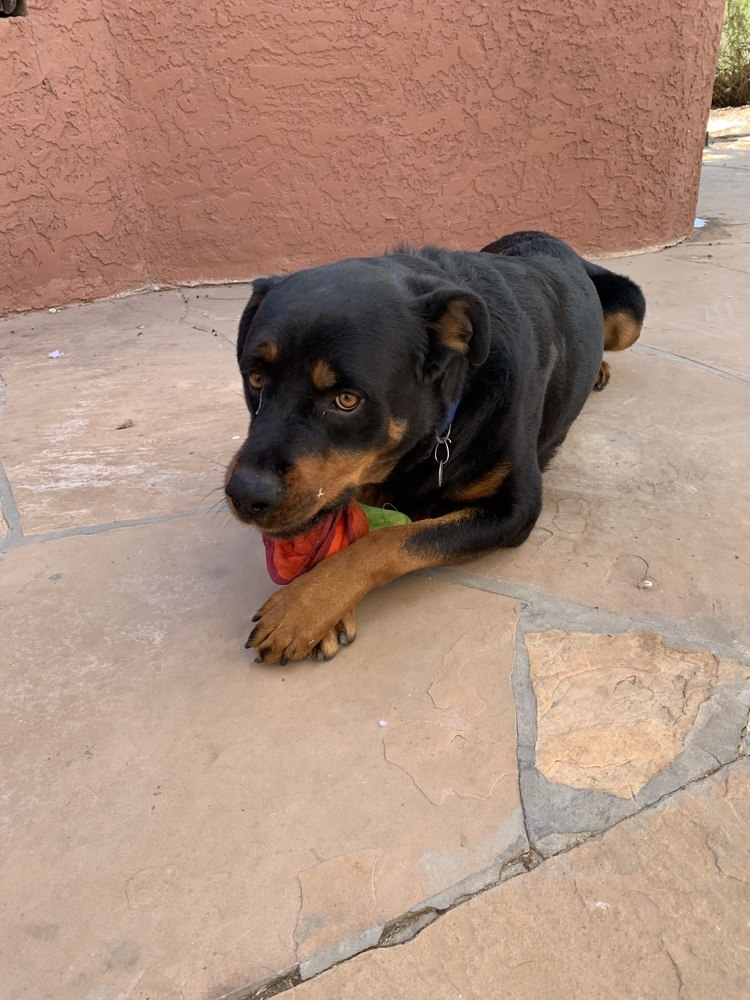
[248,491,540,663]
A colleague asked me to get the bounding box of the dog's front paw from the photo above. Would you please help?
[246,578,357,664]
[306,608,358,663]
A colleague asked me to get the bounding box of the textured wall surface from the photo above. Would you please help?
[2,0,724,314]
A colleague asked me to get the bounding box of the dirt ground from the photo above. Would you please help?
[708,103,750,147]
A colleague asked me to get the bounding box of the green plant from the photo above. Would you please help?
[713,0,750,107]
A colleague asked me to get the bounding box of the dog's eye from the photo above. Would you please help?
[333,392,361,412]
[247,372,264,391]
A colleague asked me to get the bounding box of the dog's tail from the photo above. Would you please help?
[480,230,645,351]
[582,259,645,352]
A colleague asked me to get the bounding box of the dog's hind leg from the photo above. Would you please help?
[593,359,611,391]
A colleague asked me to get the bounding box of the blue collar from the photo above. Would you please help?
[438,396,461,439]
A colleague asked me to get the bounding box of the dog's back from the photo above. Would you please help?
[481,230,645,352]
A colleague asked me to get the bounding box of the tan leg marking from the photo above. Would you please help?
[450,460,510,502]
[604,312,641,351]
[248,510,473,663]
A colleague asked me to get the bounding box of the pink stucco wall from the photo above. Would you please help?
[1,0,724,314]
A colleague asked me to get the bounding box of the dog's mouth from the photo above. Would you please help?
[228,490,355,541]
[225,438,404,540]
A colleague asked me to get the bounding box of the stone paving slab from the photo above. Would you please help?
[181,284,255,344]
[1,516,523,1000]
[468,348,750,649]
[615,253,750,381]
[697,147,750,225]
[294,761,750,1000]
[0,295,243,535]
[656,238,750,277]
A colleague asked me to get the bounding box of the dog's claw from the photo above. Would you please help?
[245,595,356,664]
[251,613,261,622]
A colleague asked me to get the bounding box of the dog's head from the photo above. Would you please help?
[225,257,490,538]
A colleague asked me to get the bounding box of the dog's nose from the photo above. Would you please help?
[226,468,283,516]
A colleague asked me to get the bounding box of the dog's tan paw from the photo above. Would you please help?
[246,576,356,664]
[307,609,358,662]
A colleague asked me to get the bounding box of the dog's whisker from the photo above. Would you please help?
[204,500,229,517]
[193,485,227,513]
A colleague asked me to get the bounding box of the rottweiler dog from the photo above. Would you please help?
[225,230,645,663]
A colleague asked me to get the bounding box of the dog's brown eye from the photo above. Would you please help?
[247,372,264,391]
[334,392,361,411]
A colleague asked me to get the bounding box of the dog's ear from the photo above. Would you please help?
[237,276,283,364]
[415,286,490,382]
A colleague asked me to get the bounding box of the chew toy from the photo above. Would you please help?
[263,502,411,585]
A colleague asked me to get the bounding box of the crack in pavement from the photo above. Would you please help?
[633,343,750,387]
[223,757,749,1000]
[227,850,540,1000]
[211,574,750,998]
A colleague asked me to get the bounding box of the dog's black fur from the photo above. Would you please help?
[226,231,645,663]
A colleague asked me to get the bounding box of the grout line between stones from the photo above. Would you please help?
[219,560,750,998]
[0,506,223,555]
[0,375,24,548]
[417,567,750,665]
[0,460,23,548]
[221,849,541,1000]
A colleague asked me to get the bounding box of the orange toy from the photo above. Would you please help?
[263,501,370,585]
[263,502,412,585]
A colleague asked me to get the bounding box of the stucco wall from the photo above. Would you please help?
[2,0,724,314]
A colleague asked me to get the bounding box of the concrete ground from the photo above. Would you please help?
[2,144,749,1000]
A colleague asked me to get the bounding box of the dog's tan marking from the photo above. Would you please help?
[225,452,239,486]
[431,298,473,354]
[604,311,641,351]
[249,508,476,662]
[227,421,407,535]
[387,417,407,446]
[594,360,611,391]
[311,359,337,391]
[450,460,510,502]
[224,451,241,514]
[256,341,278,363]
[307,608,358,661]
[258,425,408,535]
[281,448,395,523]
